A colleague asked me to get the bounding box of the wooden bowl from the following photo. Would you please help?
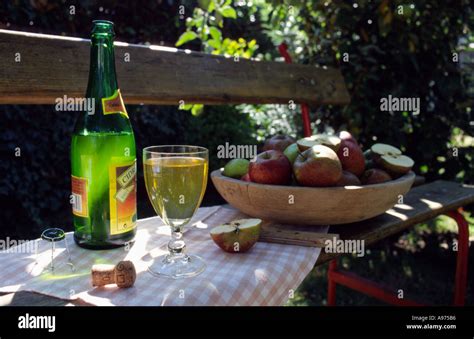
[211,170,415,225]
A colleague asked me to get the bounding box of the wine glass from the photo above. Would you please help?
[143,145,208,279]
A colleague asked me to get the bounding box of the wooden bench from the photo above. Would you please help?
[321,180,473,306]
[0,29,471,306]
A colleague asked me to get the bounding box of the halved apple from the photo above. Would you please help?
[210,218,262,253]
[297,134,341,152]
[380,154,414,175]
[370,143,402,158]
[370,143,414,175]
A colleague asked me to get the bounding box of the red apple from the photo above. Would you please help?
[293,145,342,187]
[338,130,358,145]
[360,169,392,185]
[336,139,365,177]
[262,135,295,152]
[249,150,292,185]
[240,173,252,182]
[336,170,362,186]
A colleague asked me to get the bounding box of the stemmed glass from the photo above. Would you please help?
[143,145,208,279]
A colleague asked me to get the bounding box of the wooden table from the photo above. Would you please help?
[2,180,472,306]
[318,180,474,264]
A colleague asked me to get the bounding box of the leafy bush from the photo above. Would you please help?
[1,0,472,241]
[263,0,473,184]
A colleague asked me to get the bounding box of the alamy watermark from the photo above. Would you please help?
[380,95,420,114]
[217,142,257,159]
[0,237,38,254]
[325,237,365,257]
[18,313,55,333]
[55,95,95,115]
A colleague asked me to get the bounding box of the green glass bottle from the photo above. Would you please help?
[71,20,137,249]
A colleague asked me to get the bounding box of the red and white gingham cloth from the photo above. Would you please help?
[0,206,326,306]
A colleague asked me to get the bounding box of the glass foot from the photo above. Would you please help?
[148,253,206,279]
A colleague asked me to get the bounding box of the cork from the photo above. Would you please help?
[91,260,136,288]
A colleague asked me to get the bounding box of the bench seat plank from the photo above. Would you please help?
[317,180,474,264]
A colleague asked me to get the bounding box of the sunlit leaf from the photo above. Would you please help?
[198,0,211,11]
[207,39,221,50]
[219,6,237,19]
[175,31,198,46]
[209,26,222,41]
[191,104,204,116]
[179,104,193,111]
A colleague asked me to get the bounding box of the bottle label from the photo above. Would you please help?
[71,175,88,217]
[109,160,137,235]
[102,89,128,117]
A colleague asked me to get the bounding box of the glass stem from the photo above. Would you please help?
[168,226,186,257]
[50,241,55,272]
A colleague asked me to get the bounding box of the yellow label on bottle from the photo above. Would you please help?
[109,160,137,235]
[102,89,128,117]
[71,175,88,217]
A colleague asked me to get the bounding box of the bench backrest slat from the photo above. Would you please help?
[0,30,350,106]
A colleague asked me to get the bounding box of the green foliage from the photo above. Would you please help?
[261,0,473,184]
[176,0,258,116]
[1,0,473,242]
[238,104,302,141]
[176,0,258,57]
[185,106,257,170]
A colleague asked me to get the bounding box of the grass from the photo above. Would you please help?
[287,211,474,306]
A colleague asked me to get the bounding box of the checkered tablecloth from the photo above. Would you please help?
[0,206,326,306]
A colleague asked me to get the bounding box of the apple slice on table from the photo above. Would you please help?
[210,218,262,253]
[297,134,342,152]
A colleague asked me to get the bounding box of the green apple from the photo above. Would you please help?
[210,218,262,253]
[283,143,299,164]
[223,158,250,179]
[297,134,341,152]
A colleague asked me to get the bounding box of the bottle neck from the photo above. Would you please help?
[86,35,118,99]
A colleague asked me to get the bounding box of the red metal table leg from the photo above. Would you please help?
[325,209,470,306]
[327,258,424,306]
[446,209,470,306]
[327,259,337,306]
[300,104,312,137]
[278,42,312,138]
